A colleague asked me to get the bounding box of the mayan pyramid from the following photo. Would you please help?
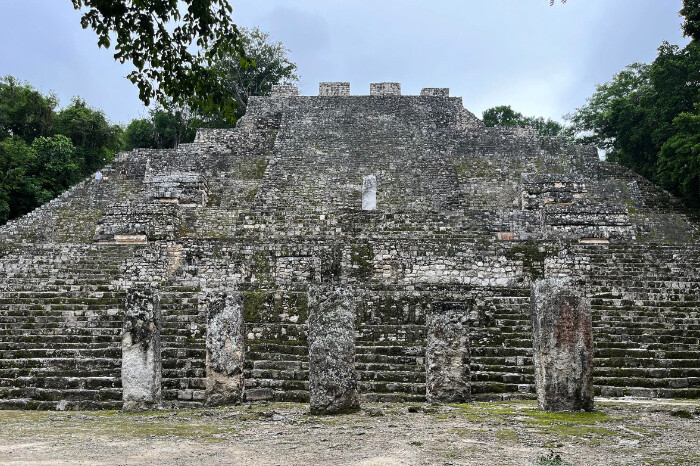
[0,82,698,410]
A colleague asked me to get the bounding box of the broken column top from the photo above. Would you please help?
[370,82,401,96]
[271,84,299,97]
[272,82,455,97]
[319,82,351,96]
[420,88,450,97]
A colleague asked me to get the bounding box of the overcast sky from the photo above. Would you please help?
[0,1,690,125]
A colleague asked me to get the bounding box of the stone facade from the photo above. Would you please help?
[0,83,699,411]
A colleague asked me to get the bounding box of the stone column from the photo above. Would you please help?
[362,175,377,211]
[426,302,471,403]
[205,291,245,406]
[531,278,594,411]
[308,286,360,414]
[122,285,162,411]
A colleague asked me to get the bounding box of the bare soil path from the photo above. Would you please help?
[0,399,698,465]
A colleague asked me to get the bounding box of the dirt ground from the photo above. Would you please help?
[0,398,698,465]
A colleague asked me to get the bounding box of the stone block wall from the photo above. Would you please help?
[0,83,699,411]
[319,82,351,96]
[421,88,450,97]
[370,82,401,96]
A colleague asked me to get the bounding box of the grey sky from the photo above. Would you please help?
[0,1,689,125]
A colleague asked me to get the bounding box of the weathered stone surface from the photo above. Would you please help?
[319,82,350,96]
[370,82,401,96]
[362,175,377,211]
[204,291,245,406]
[531,278,594,412]
[0,83,699,410]
[122,285,162,412]
[426,302,471,403]
[420,88,449,97]
[271,84,299,97]
[308,286,360,414]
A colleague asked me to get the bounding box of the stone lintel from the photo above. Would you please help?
[579,238,610,245]
[114,234,148,244]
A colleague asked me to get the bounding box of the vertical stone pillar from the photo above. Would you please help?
[426,302,471,403]
[531,278,594,411]
[122,285,162,411]
[362,175,377,211]
[205,291,245,406]
[308,286,360,414]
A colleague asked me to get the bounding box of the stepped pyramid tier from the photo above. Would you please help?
[1,82,699,410]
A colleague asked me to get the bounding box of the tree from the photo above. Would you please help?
[0,76,125,225]
[657,107,700,206]
[0,76,57,143]
[0,137,36,223]
[55,98,123,172]
[482,105,565,137]
[136,27,299,133]
[681,0,700,41]
[210,27,299,121]
[483,105,524,128]
[566,2,700,206]
[565,63,660,177]
[71,0,249,123]
[31,135,80,202]
[124,118,156,150]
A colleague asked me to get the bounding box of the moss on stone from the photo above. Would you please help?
[350,243,374,279]
[506,241,558,279]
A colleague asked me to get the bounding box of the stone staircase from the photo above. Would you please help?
[582,242,700,398]
[0,244,139,409]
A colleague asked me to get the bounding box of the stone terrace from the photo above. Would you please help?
[0,82,699,409]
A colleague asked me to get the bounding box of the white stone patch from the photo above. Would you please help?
[362,175,377,211]
[114,234,147,244]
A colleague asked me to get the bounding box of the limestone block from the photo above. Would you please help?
[122,285,162,411]
[426,302,471,403]
[370,82,401,96]
[205,291,245,406]
[362,175,377,211]
[319,82,350,96]
[271,84,299,97]
[531,278,594,411]
[308,286,360,414]
[420,88,450,97]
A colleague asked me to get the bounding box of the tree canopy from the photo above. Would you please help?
[123,27,299,150]
[566,1,700,206]
[71,0,249,123]
[0,77,122,224]
[482,105,565,137]
[211,27,299,121]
